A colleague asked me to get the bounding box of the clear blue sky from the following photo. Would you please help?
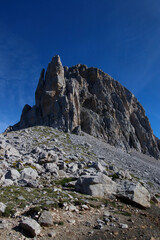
[0,0,160,137]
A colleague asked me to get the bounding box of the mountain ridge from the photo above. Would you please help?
[11,55,160,159]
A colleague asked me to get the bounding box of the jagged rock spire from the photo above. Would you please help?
[44,55,64,91]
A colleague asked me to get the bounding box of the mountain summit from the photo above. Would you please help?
[11,55,160,159]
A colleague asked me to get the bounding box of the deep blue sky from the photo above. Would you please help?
[0,0,160,137]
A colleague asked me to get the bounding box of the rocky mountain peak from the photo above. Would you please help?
[11,55,160,159]
[51,54,62,65]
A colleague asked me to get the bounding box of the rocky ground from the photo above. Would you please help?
[0,126,160,239]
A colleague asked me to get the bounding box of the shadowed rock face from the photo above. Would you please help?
[12,55,160,159]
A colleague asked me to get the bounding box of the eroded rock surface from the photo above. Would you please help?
[11,55,160,159]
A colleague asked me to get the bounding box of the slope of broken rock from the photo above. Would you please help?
[0,126,160,239]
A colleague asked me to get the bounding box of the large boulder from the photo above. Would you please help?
[0,139,20,158]
[38,210,53,226]
[116,180,151,208]
[20,217,41,237]
[5,169,20,180]
[20,167,38,180]
[39,150,58,164]
[75,173,117,198]
[45,163,58,173]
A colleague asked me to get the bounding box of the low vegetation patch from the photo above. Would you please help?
[121,211,132,217]
[109,173,119,180]
[55,177,75,187]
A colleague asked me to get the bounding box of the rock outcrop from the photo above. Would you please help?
[11,55,160,159]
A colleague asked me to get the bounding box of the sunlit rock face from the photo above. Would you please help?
[12,55,160,159]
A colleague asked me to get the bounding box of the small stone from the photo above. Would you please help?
[94,223,103,229]
[97,219,105,225]
[110,223,116,227]
[18,179,28,187]
[88,230,94,235]
[27,180,39,188]
[81,204,89,210]
[112,217,118,222]
[0,220,8,229]
[83,142,92,148]
[17,195,25,200]
[0,202,6,213]
[68,205,77,212]
[154,178,160,185]
[104,217,110,224]
[119,223,128,229]
[85,221,91,227]
[48,230,56,237]
[45,163,58,173]
[67,219,75,224]
[103,211,110,217]
[113,231,119,236]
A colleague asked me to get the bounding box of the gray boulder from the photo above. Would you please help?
[68,162,78,172]
[4,144,20,158]
[5,169,20,180]
[38,210,53,226]
[20,217,41,237]
[75,173,117,198]
[39,150,58,164]
[0,220,9,229]
[88,161,105,172]
[58,170,68,178]
[27,180,39,188]
[116,180,151,208]
[2,179,14,187]
[45,163,58,173]
[31,146,42,154]
[57,160,66,170]
[20,167,38,180]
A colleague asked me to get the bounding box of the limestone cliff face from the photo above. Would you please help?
[12,55,160,159]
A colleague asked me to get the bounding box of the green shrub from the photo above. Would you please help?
[3,206,16,217]
[121,211,132,217]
